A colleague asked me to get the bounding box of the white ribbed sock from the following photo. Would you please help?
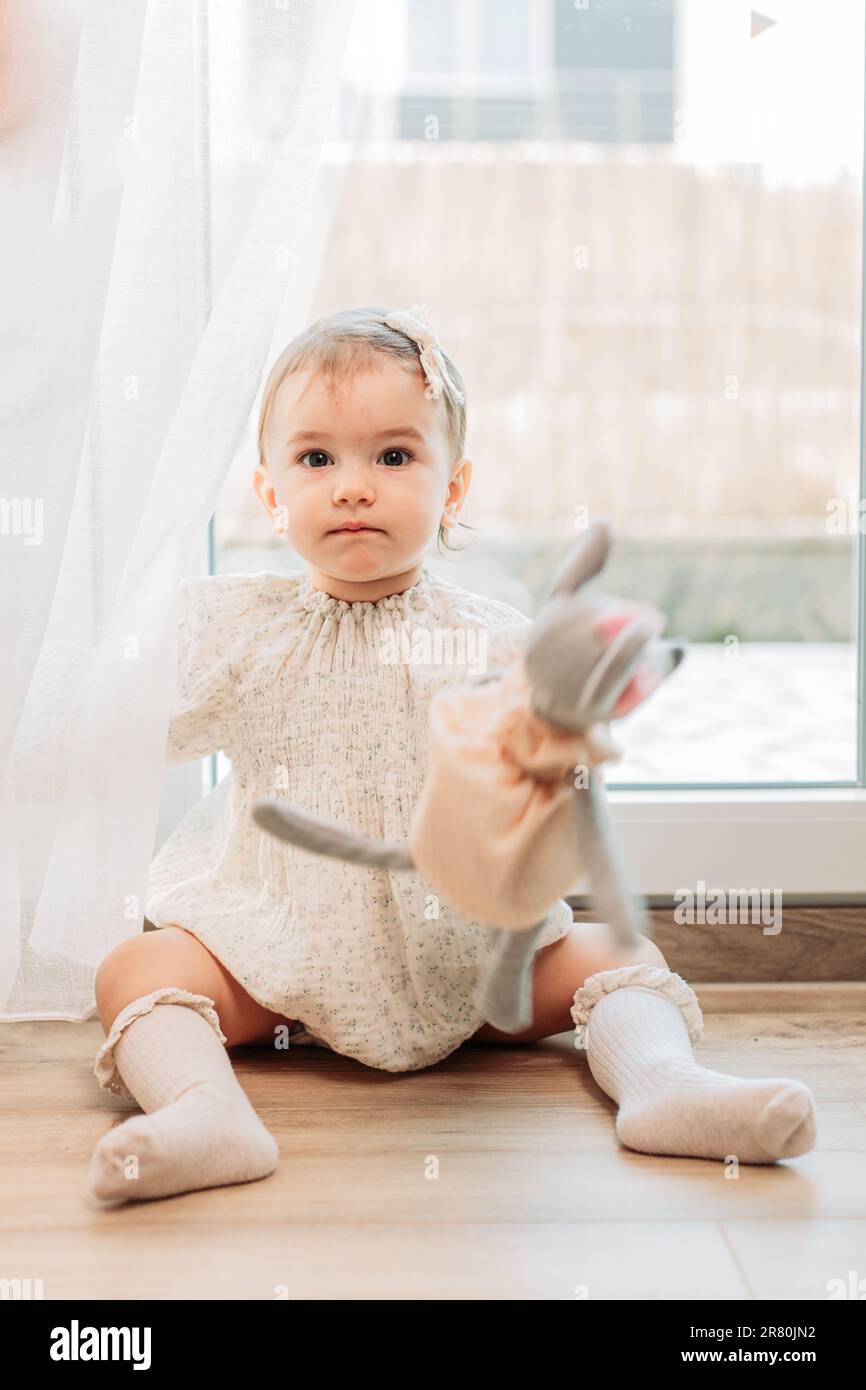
[571,967,817,1164]
[89,991,278,1203]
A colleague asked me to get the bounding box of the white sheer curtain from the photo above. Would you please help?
[0,0,354,1019]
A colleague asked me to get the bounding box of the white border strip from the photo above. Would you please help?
[594,790,866,896]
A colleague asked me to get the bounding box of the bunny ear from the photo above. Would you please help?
[603,636,688,718]
[609,664,664,717]
[581,613,662,718]
[545,518,611,603]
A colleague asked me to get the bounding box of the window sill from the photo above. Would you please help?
[575,787,866,897]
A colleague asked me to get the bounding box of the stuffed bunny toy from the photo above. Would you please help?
[252,519,685,1035]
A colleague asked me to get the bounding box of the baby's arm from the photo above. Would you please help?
[163,576,239,764]
[477,607,533,682]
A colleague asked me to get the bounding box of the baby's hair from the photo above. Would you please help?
[257,304,479,554]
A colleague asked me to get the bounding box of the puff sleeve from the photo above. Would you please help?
[164,576,239,764]
[477,604,533,680]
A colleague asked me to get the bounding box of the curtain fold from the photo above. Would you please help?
[0,0,355,1018]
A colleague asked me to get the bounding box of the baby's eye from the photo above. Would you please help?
[380,448,413,467]
[298,450,332,469]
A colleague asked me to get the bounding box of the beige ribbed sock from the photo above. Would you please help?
[571,966,817,1164]
[89,989,278,1203]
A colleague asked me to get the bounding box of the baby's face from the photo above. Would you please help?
[255,359,469,596]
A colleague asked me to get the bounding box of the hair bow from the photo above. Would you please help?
[384,304,465,405]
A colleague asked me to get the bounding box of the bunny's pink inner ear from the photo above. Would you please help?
[610,664,662,717]
[594,610,634,644]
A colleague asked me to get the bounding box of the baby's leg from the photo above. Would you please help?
[473,923,816,1163]
[89,927,293,1204]
[94,924,298,1048]
[473,920,665,1044]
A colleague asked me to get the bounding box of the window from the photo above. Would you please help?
[407,0,457,74]
[554,0,675,141]
[204,0,866,895]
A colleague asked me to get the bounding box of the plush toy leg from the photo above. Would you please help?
[571,772,647,951]
[89,987,278,1203]
[479,922,548,1034]
[570,964,816,1163]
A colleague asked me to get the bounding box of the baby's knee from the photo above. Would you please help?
[565,920,668,977]
[94,927,224,1035]
[631,933,667,970]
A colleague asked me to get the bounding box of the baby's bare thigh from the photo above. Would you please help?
[94,925,298,1047]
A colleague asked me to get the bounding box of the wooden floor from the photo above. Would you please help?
[2,982,865,1300]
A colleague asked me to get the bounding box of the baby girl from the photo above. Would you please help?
[88,304,817,1205]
